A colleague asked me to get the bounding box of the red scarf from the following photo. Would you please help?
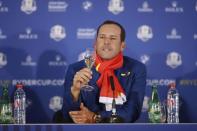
[95,52,126,105]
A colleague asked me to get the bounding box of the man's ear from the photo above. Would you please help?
[93,42,96,50]
[121,42,125,51]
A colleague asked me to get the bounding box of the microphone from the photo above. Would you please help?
[109,76,116,115]
[109,76,115,91]
[107,76,124,123]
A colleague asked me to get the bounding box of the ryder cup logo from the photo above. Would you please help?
[196,1,197,12]
[49,96,63,112]
[82,1,93,11]
[108,0,124,15]
[50,25,66,41]
[21,0,37,14]
[0,52,7,68]
[137,25,153,42]
[166,52,182,69]
[78,51,86,61]
[194,34,197,40]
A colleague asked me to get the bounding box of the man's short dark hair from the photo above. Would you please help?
[96,20,126,42]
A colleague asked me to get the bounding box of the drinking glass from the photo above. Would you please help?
[81,48,95,91]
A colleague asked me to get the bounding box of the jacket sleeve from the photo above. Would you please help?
[99,63,147,123]
[61,65,82,121]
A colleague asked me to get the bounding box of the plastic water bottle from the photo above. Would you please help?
[167,83,179,123]
[14,83,26,124]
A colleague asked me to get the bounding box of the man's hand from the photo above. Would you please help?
[71,68,92,101]
[69,103,95,124]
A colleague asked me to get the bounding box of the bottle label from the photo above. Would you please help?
[167,98,175,107]
[14,99,21,108]
[148,103,162,123]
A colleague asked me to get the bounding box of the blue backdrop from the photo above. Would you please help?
[0,0,197,123]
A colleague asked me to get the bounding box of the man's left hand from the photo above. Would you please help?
[69,103,95,123]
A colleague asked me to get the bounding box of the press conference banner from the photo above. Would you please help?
[0,0,197,123]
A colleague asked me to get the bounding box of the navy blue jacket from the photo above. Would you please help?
[62,56,146,123]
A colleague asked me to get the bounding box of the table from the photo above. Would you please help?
[0,124,197,131]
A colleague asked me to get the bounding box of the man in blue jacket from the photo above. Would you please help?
[62,20,146,123]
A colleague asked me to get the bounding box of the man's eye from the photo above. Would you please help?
[99,36,104,39]
[111,37,116,40]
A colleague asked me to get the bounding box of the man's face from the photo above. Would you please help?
[95,24,125,60]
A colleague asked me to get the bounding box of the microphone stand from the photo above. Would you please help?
[108,76,124,123]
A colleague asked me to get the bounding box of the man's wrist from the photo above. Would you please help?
[71,85,80,92]
[71,86,80,101]
[92,112,102,123]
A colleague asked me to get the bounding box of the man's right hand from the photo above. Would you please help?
[71,68,92,101]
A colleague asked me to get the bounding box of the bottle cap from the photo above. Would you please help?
[169,82,176,88]
[16,83,23,89]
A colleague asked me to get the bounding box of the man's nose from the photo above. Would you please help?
[104,37,110,44]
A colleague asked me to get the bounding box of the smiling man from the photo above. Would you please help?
[61,20,147,123]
